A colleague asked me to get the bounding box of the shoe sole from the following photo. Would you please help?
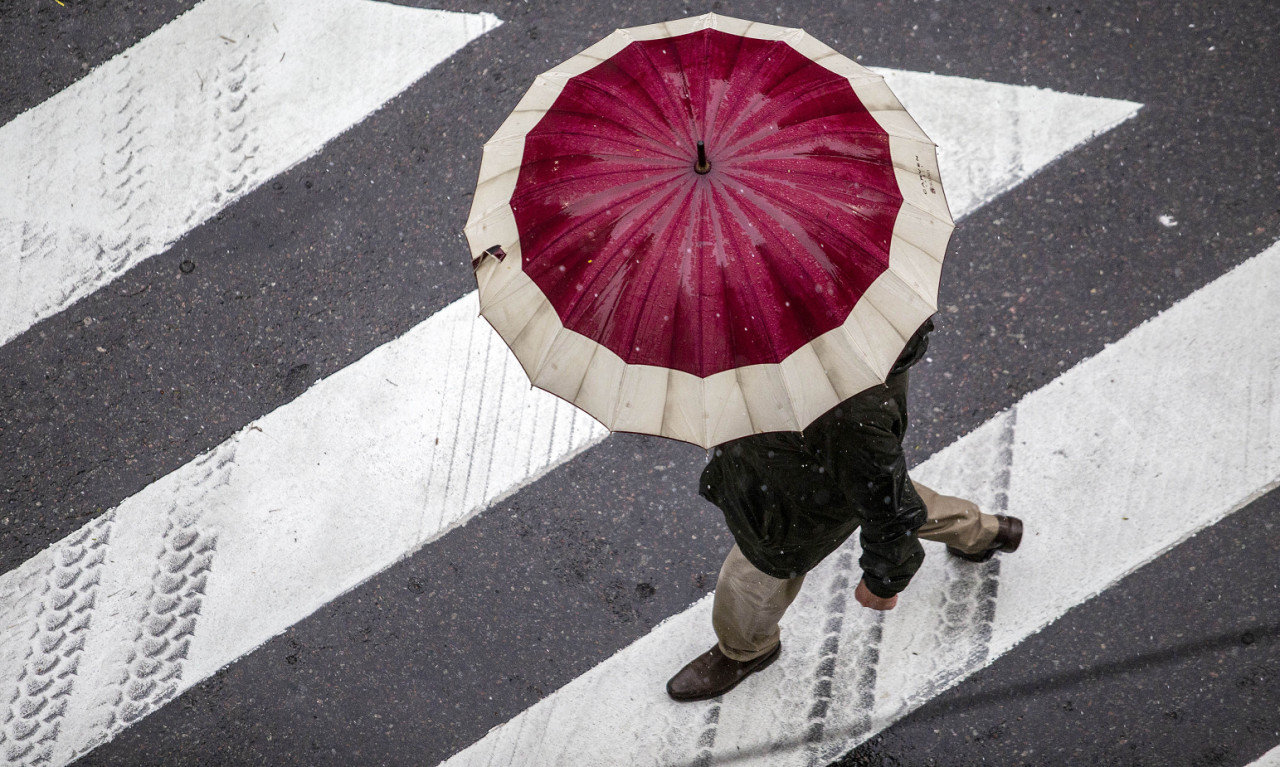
[947,545,997,562]
[666,642,783,702]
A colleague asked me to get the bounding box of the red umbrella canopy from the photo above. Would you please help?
[466,14,952,448]
[511,29,902,378]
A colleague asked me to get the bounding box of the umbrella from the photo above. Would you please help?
[464,13,953,448]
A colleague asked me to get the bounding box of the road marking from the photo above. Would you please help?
[0,0,500,349]
[0,296,602,765]
[1251,744,1280,767]
[0,74,1136,765]
[875,68,1139,219]
[440,237,1280,766]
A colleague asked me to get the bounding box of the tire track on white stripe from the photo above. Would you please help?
[0,295,608,765]
[68,449,229,760]
[0,515,113,766]
[94,58,155,287]
[0,0,500,349]
[800,551,877,767]
[891,411,1015,710]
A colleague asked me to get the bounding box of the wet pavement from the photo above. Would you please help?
[2,0,1278,764]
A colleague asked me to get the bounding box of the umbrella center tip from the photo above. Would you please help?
[695,140,711,175]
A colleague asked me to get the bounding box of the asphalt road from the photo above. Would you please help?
[2,0,1278,765]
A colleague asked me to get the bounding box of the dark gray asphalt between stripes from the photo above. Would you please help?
[3,0,1279,765]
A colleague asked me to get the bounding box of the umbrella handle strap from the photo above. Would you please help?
[471,244,508,271]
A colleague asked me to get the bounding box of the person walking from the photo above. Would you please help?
[463,14,1013,702]
[666,318,1023,702]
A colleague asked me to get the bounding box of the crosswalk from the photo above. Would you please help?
[442,238,1280,765]
[0,0,498,349]
[2,2,1277,766]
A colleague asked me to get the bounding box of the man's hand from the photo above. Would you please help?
[855,578,898,611]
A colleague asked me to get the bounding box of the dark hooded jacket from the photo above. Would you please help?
[699,319,934,599]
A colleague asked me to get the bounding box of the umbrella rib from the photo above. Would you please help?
[661,260,690,384]
[740,175,903,248]
[829,323,890,392]
[891,198,955,258]
[709,181,795,369]
[726,162,903,202]
[705,182,799,436]
[721,180,891,374]
[526,127,682,159]
[495,279,576,391]
[725,176,891,288]
[730,129,903,160]
[704,29,751,145]
[563,327,604,407]
[553,182,688,334]
[565,69,689,149]
[627,39,698,149]
[528,110,684,159]
[737,165,896,243]
[526,324,571,390]
[515,174,678,266]
[776,352,804,434]
[730,365,759,436]
[717,55,840,152]
[511,162,682,207]
[590,181,691,331]
[511,175,682,233]
[757,58,851,100]
[727,165,896,198]
[519,157,683,178]
[615,186,696,370]
[857,287,911,360]
[523,153,686,176]
[675,29,705,139]
[897,197,954,231]
[711,40,778,151]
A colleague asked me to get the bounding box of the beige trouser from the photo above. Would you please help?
[712,481,1000,661]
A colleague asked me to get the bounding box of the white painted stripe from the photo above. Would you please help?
[0,74,1136,765]
[0,294,605,765]
[875,68,1140,218]
[1250,744,1280,767]
[0,0,499,348]
[438,238,1280,766]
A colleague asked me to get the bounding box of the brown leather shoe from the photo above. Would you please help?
[947,515,1023,562]
[666,642,782,702]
